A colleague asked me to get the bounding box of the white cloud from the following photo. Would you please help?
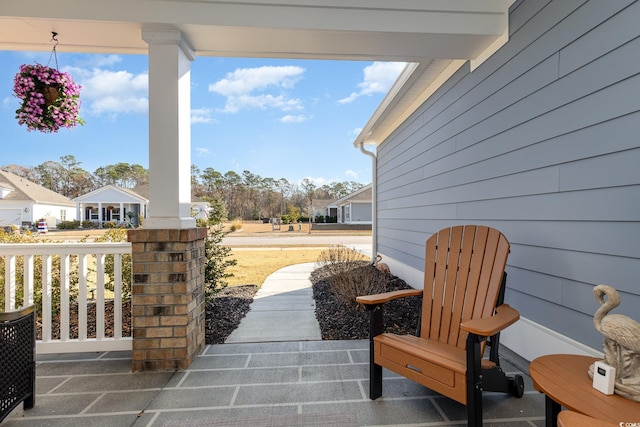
[209,65,305,113]
[195,147,210,157]
[67,67,148,116]
[280,114,308,123]
[301,176,329,186]
[345,170,358,179]
[350,127,363,136]
[338,62,406,104]
[191,108,214,124]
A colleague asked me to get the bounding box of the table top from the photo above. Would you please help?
[529,354,640,423]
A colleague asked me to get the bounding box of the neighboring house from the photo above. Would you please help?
[0,169,77,229]
[73,185,148,227]
[310,199,335,220]
[328,184,372,224]
[353,1,639,362]
[73,184,209,227]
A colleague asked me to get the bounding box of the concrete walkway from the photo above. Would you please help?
[225,262,322,343]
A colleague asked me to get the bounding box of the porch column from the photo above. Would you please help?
[142,28,195,230]
[130,28,205,372]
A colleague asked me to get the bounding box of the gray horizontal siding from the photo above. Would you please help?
[376,0,640,351]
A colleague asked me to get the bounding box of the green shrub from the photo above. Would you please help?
[203,227,237,301]
[315,215,325,223]
[195,218,209,228]
[104,221,118,228]
[57,220,81,229]
[82,220,95,229]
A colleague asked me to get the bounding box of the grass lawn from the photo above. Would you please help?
[226,248,327,287]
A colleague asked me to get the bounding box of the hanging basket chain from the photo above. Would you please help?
[47,31,59,70]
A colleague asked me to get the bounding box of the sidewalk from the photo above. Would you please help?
[225,262,322,343]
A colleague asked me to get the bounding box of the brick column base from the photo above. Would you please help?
[127,228,207,371]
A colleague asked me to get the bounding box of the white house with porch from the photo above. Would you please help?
[73,185,147,227]
[73,184,210,227]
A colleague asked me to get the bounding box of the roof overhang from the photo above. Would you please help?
[1,0,514,147]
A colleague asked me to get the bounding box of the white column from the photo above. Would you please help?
[142,28,196,229]
[98,202,103,224]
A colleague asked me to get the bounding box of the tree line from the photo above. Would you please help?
[2,155,367,220]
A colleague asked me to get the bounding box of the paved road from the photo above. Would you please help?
[222,234,372,247]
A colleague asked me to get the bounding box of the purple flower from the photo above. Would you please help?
[13,63,85,133]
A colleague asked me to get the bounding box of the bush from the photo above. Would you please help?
[195,218,209,228]
[57,220,81,229]
[82,220,96,229]
[203,227,237,301]
[315,215,325,223]
[316,246,386,309]
[229,218,243,232]
[325,216,338,223]
[104,221,118,228]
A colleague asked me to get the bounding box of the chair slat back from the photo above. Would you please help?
[421,225,510,348]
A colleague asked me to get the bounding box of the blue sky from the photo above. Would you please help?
[1,50,404,186]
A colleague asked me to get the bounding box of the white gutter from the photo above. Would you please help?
[358,142,377,261]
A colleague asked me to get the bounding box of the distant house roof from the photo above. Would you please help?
[72,184,148,203]
[311,199,335,211]
[0,169,75,206]
[329,184,372,207]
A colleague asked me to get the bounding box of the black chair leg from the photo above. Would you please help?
[367,304,383,400]
[466,333,483,427]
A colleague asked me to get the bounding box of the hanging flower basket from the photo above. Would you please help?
[13,63,85,133]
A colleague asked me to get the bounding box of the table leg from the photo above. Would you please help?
[545,395,561,427]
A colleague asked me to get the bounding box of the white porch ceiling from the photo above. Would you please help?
[0,0,513,146]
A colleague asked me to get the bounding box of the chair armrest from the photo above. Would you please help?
[356,289,423,306]
[460,304,519,337]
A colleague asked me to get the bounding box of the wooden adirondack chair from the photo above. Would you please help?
[356,225,524,427]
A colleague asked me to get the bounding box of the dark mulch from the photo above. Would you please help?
[36,266,420,344]
[310,265,422,339]
[205,285,258,344]
[36,300,132,340]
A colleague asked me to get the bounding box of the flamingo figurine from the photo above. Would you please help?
[592,285,640,401]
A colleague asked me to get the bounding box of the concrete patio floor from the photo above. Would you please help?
[3,262,546,426]
[3,342,545,427]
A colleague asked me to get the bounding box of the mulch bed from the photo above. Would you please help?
[36,266,420,344]
[310,265,421,339]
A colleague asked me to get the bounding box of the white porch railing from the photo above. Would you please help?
[0,242,132,354]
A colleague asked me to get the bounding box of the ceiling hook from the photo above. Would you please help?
[51,31,59,42]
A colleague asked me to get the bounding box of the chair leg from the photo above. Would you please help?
[367,304,384,400]
[466,333,483,427]
[482,366,525,397]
